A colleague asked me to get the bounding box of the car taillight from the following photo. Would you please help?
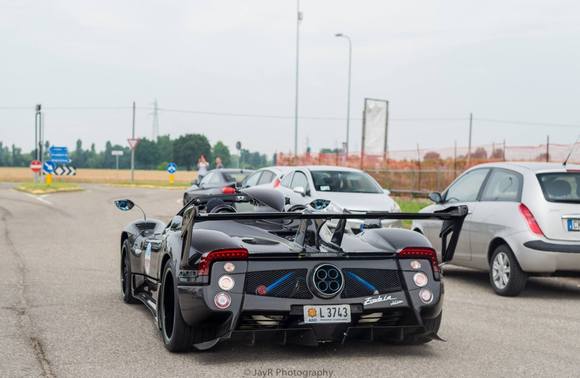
[273,178,281,188]
[398,247,440,273]
[222,186,236,194]
[197,248,248,276]
[519,203,543,236]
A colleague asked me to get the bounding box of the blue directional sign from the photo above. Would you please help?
[167,162,177,174]
[42,161,55,174]
[49,146,70,163]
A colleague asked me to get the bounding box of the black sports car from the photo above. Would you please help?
[183,168,254,206]
[115,188,467,352]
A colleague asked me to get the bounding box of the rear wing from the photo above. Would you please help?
[182,205,468,263]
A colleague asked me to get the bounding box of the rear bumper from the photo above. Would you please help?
[513,236,580,272]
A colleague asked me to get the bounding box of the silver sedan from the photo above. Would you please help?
[412,162,580,296]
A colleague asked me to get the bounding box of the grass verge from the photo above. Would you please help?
[16,182,83,195]
[395,196,431,228]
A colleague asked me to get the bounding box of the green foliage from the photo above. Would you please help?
[212,141,231,167]
[173,134,212,171]
[0,135,270,171]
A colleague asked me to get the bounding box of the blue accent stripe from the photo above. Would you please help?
[347,271,377,293]
[265,272,294,293]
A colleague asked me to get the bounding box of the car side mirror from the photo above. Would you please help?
[114,199,134,211]
[170,215,183,230]
[429,192,443,204]
[293,186,306,196]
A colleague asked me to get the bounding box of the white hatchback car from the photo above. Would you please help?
[412,162,580,296]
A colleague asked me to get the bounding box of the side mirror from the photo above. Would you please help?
[170,215,183,230]
[293,186,306,196]
[383,188,391,196]
[114,199,135,211]
[429,192,443,204]
[113,199,146,220]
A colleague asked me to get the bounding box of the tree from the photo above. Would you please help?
[470,147,488,160]
[173,134,211,170]
[212,141,231,167]
[157,135,173,165]
[423,151,442,161]
[135,138,160,169]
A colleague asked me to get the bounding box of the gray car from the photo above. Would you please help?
[278,166,401,229]
[412,162,580,296]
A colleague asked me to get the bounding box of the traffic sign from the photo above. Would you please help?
[42,161,55,174]
[30,160,42,173]
[111,150,123,156]
[54,165,77,176]
[167,162,177,174]
[49,146,70,163]
[127,138,140,150]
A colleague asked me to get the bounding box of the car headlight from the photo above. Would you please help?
[391,202,401,212]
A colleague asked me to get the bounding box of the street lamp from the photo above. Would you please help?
[335,33,352,156]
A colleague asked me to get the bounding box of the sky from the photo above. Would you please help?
[0,0,579,156]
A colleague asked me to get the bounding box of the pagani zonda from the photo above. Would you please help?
[115,188,467,352]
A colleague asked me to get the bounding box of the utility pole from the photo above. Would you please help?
[131,101,136,183]
[34,104,42,183]
[467,113,473,167]
[151,99,159,140]
[293,0,302,156]
[546,135,550,162]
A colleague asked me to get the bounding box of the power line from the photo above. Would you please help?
[1,105,579,128]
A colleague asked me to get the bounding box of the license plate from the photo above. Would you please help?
[568,218,580,232]
[303,304,351,324]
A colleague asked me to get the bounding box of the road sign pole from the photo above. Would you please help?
[169,174,175,185]
[116,155,119,170]
[131,101,136,183]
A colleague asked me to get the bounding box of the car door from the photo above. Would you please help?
[423,168,491,264]
[469,168,523,269]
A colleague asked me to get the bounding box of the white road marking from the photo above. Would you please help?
[19,191,53,206]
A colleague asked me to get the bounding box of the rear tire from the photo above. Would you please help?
[159,261,197,352]
[489,244,527,296]
[121,240,138,304]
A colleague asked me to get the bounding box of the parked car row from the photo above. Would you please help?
[182,162,579,297]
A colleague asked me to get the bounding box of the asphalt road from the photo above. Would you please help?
[1,183,580,377]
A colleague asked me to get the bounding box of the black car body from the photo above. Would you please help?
[183,168,253,206]
[116,188,467,352]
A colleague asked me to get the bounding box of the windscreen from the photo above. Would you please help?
[537,172,580,203]
[311,170,383,193]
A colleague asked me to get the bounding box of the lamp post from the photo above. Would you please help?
[294,0,302,157]
[335,33,352,156]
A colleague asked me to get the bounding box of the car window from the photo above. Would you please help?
[243,171,261,187]
[481,169,522,202]
[258,170,275,185]
[281,172,293,188]
[445,169,490,203]
[208,173,223,185]
[199,172,214,186]
[291,171,309,190]
[310,170,383,193]
[223,171,253,183]
[537,172,580,203]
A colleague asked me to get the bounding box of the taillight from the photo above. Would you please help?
[222,186,236,194]
[519,203,543,236]
[197,248,248,276]
[273,178,281,188]
[398,247,440,273]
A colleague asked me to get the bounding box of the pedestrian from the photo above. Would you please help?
[197,154,209,181]
[215,156,224,169]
